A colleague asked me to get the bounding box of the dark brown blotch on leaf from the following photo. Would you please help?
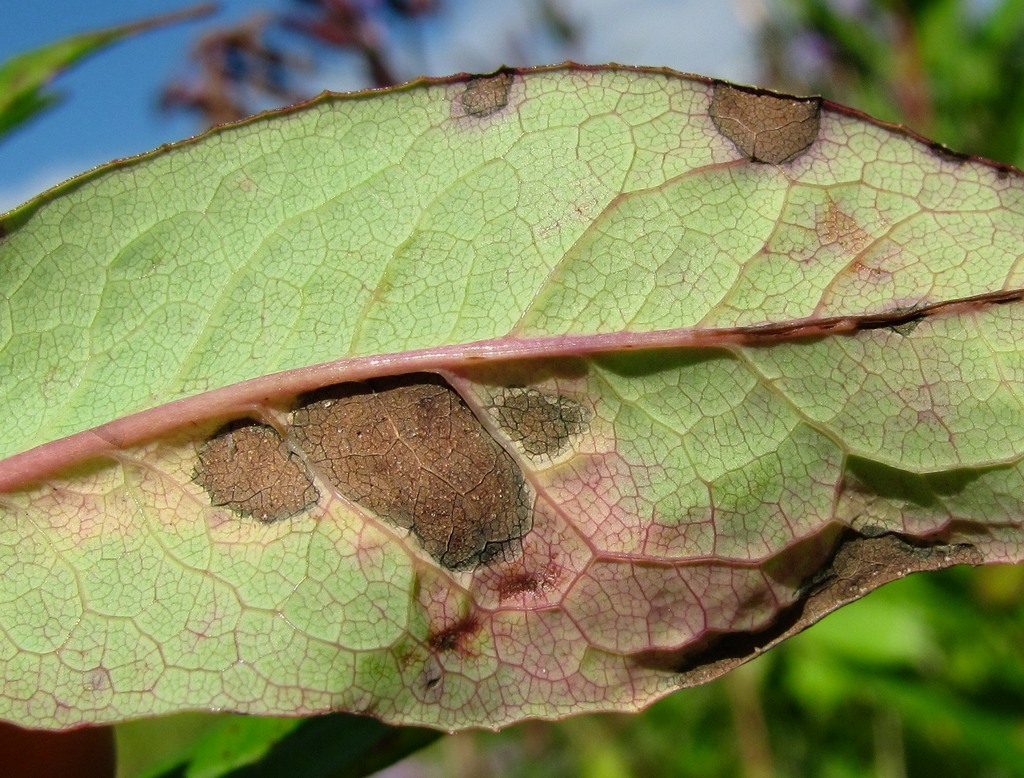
[428,615,481,654]
[497,563,561,602]
[928,141,970,164]
[887,317,923,337]
[291,375,532,571]
[710,82,821,164]
[489,387,591,459]
[194,421,319,522]
[460,71,514,117]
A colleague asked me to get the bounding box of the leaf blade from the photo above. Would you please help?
[1,65,1022,731]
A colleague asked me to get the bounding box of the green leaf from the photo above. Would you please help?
[214,714,439,778]
[0,65,1022,732]
[176,716,300,778]
[117,710,438,778]
[0,4,214,143]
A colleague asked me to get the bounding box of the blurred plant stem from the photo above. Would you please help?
[725,661,775,778]
[161,0,443,126]
[873,709,907,778]
[888,3,932,133]
[560,716,633,778]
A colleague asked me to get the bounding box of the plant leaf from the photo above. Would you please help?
[0,4,215,143]
[1,65,1022,731]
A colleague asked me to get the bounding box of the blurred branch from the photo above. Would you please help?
[162,0,583,129]
[161,0,442,127]
[161,14,306,126]
[725,664,775,778]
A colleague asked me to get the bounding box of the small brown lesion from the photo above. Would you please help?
[459,70,514,118]
[496,561,561,602]
[710,82,821,164]
[927,141,970,165]
[881,304,925,336]
[817,195,873,253]
[193,420,319,522]
[488,387,592,459]
[428,615,481,655]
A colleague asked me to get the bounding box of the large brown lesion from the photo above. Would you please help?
[291,374,532,571]
[193,421,319,522]
[710,82,821,164]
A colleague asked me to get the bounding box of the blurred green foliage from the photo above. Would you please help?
[761,0,1024,167]
[116,710,438,778]
[0,4,212,145]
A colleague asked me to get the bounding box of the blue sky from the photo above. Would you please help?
[0,0,760,211]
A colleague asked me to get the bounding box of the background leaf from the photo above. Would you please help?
[0,4,214,144]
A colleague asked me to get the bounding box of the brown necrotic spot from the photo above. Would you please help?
[489,387,591,459]
[497,563,561,602]
[817,196,872,253]
[710,82,821,164]
[194,421,319,522]
[928,141,970,164]
[428,615,481,655]
[291,374,531,571]
[460,70,514,117]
